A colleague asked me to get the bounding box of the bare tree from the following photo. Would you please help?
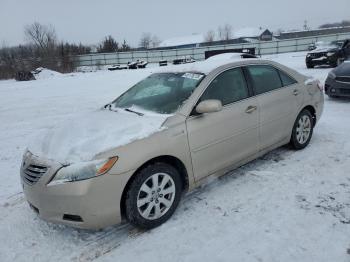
[151,35,161,48]
[121,40,131,51]
[218,24,233,41]
[139,32,152,49]
[319,20,350,29]
[24,22,57,51]
[274,28,284,36]
[204,30,216,42]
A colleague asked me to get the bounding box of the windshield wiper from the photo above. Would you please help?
[104,103,112,110]
[103,103,119,112]
[124,108,144,116]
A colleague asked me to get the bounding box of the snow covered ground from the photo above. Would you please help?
[0,52,349,262]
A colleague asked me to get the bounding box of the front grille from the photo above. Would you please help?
[339,88,350,95]
[309,52,327,59]
[336,76,350,83]
[23,164,48,185]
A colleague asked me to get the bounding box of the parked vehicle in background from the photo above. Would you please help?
[108,64,128,71]
[308,41,324,51]
[127,60,148,69]
[137,60,148,68]
[173,56,195,65]
[325,61,350,98]
[21,55,324,230]
[159,60,168,66]
[306,39,350,68]
[127,61,138,69]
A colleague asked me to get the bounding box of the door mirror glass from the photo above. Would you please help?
[196,99,223,114]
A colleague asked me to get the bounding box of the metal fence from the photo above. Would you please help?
[74,32,350,67]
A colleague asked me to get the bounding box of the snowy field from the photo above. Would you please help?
[0,52,349,262]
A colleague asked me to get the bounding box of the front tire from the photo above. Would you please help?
[306,62,314,69]
[327,94,338,99]
[290,110,314,150]
[125,162,182,229]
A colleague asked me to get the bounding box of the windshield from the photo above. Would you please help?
[112,72,204,114]
[330,40,344,48]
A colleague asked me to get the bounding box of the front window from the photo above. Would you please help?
[113,72,204,114]
[330,40,344,48]
[200,67,249,106]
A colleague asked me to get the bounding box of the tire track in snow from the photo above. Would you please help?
[71,225,145,262]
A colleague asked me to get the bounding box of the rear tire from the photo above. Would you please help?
[290,110,314,150]
[331,58,342,68]
[125,162,182,229]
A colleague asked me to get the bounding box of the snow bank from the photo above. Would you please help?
[32,67,62,80]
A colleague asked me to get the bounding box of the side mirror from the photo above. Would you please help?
[196,99,223,114]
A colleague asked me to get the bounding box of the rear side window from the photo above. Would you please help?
[247,65,282,95]
[279,70,297,86]
[200,68,249,106]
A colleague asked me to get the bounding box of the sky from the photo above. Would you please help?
[0,0,349,47]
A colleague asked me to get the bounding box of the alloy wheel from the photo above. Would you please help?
[296,115,312,144]
[137,173,176,220]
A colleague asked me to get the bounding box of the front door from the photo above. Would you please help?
[186,67,259,181]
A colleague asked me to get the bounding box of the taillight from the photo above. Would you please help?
[317,82,324,91]
[316,80,324,91]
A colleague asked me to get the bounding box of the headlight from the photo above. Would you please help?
[307,54,311,57]
[327,52,336,57]
[49,156,118,185]
[328,72,336,79]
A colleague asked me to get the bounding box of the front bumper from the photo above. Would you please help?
[325,77,350,97]
[306,56,335,66]
[21,155,134,229]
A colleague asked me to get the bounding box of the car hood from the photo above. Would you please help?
[332,61,350,76]
[28,109,170,164]
[309,46,339,53]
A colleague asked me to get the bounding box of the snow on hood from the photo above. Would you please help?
[28,109,169,163]
[309,45,339,53]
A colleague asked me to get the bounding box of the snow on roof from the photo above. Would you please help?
[159,34,205,47]
[233,27,265,38]
[158,28,269,48]
[154,53,259,74]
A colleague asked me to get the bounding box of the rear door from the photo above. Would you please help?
[245,65,300,150]
[186,67,259,181]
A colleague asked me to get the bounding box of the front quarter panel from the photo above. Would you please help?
[98,114,195,189]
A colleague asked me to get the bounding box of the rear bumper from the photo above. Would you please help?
[22,167,134,230]
[325,77,350,97]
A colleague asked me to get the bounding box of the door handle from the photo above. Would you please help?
[293,89,299,96]
[245,105,257,114]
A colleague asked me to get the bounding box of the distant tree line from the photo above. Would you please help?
[0,22,133,80]
[204,24,233,43]
[319,20,350,29]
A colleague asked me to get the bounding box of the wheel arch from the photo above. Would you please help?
[301,105,317,126]
[120,155,189,219]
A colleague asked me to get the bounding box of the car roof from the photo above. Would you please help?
[153,54,265,75]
